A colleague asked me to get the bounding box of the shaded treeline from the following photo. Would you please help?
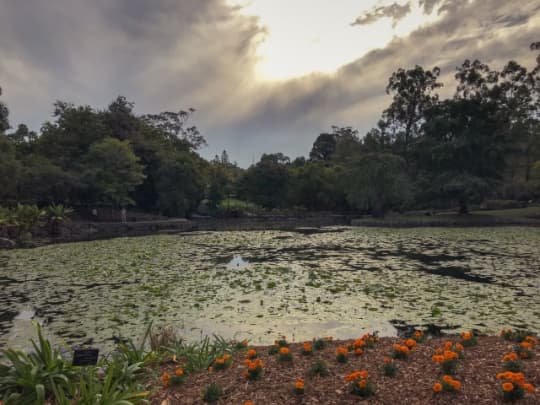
[1,44,539,218]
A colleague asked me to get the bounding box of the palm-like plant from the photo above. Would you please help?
[45,204,73,236]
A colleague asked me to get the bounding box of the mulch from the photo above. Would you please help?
[149,336,539,405]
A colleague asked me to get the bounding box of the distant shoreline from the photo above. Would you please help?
[2,210,540,249]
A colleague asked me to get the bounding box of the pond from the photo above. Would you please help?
[1,227,539,351]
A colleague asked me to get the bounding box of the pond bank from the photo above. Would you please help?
[2,211,540,249]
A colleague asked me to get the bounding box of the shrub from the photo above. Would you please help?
[203,383,223,402]
[497,371,535,402]
[432,350,459,374]
[515,340,535,360]
[278,347,293,362]
[301,342,312,355]
[500,329,535,343]
[313,338,327,350]
[243,359,264,380]
[345,370,375,397]
[336,346,348,363]
[293,378,305,395]
[212,353,232,371]
[433,375,461,393]
[391,343,410,360]
[502,353,521,372]
[382,357,397,377]
[460,331,477,347]
[309,360,329,377]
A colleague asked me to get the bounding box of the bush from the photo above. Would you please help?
[309,360,329,377]
[216,199,263,217]
[203,383,223,402]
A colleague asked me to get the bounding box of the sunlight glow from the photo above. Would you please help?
[228,0,443,81]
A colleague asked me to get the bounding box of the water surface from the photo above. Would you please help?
[0,227,538,351]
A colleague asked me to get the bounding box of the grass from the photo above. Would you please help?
[472,206,540,219]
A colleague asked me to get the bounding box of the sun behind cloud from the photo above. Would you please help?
[228,0,444,80]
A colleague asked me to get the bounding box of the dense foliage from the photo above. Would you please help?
[1,43,539,217]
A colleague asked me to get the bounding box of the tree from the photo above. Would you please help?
[420,98,509,213]
[142,109,206,151]
[239,153,290,208]
[82,138,145,207]
[155,151,206,217]
[37,101,111,169]
[310,133,337,161]
[380,66,442,164]
[288,162,347,211]
[343,153,411,217]
[454,59,499,101]
[0,86,10,135]
[310,126,361,162]
[17,155,77,205]
[0,135,20,202]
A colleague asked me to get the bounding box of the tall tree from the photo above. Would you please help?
[420,98,509,213]
[380,65,442,164]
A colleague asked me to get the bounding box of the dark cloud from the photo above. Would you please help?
[0,0,539,166]
[351,3,412,27]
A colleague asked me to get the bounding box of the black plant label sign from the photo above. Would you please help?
[72,348,99,366]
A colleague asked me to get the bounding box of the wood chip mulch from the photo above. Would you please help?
[149,336,539,405]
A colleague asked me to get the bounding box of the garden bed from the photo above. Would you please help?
[150,335,539,404]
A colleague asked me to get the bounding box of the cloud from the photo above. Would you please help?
[0,0,539,166]
[351,2,412,27]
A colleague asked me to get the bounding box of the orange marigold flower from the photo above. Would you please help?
[303,342,312,351]
[444,341,453,350]
[175,368,183,376]
[358,380,367,388]
[161,372,170,381]
[247,349,257,358]
[523,383,535,393]
[503,353,518,362]
[432,355,444,363]
[461,331,472,341]
[443,350,458,361]
[336,346,348,355]
[383,356,392,363]
[520,341,532,350]
[405,339,417,348]
[353,338,366,348]
[451,380,461,390]
[295,379,305,390]
[442,375,453,383]
[244,402,254,405]
[355,348,363,356]
[502,382,514,392]
[524,336,537,345]
[215,358,225,365]
[433,382,443,392]
[455,343,464,351]
[414,330,423,338]
[279,347,290,355]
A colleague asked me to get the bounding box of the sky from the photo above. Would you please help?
[0,0,539,166]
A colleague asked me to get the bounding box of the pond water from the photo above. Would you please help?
[0,227,539,351]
